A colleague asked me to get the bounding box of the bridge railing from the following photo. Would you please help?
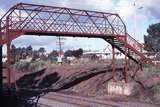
[127,33,143,54]
[1,15,143,54]
[0,16,126,36]
[0,3,127,39]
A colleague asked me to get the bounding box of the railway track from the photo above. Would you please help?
[38,92,158,107]
[38,92,118,107]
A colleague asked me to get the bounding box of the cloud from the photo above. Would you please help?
[63,0,114,12]
[0,0,27,10]
[0,0,159,20]
[12,36,56,46]
[146,1,160,19]
[0,0,144,22]
[11,36,108,52]
[0,0,67,10]
[0,8,5,18]
[63,37,108,50]
[12,36,58,51]
[116,0,135,19]
[133,0,160,19]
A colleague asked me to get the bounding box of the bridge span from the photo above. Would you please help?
[0,3,153,87]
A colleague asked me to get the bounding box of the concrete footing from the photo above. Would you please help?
[107,81,135,96]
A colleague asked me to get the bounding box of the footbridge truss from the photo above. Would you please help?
[0,3,153,86]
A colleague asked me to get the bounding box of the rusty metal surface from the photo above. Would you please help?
[0,3,126,43]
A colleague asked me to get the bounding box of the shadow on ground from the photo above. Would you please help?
[2,66,123,107]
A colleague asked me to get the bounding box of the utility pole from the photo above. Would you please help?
[56,36,66,64]
[133,0,137,41]
[58,36,62,55]
[133,0,143,42]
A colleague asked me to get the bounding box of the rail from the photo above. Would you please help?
[127,34,143,52]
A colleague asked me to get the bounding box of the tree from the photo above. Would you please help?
[48,50,58,58]
[64,50,72,57]
[26,45,33,56]
[72,48,83,58]
[10,44,16,64]
[21,47,27,59]
[48,50,58,62]
[64,48,83,58]
[144,23,160,52]
[37,47,46,60]
[32,50,39,61]
[38,47,46,55]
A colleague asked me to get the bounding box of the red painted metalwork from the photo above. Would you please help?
[6,16,11,87]
[7,41,11,86]
[124,36,128,83]
[0,3,154,84]
[112,45,116,82]
[0,3,126,41]
[128,49,130,70]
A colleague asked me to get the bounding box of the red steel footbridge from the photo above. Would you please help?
[0,3,153,86]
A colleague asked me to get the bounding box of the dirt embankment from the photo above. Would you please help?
[10,59,160,105]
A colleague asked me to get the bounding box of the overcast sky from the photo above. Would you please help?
[0,0,159,52]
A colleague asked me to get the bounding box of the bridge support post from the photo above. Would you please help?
[112,45,116,82]
[0,45,2,94]
[0,20,3,93]
[128,49,130,70]
[140,60,143,71]
[7,41,11,87]
[124,37,128,83]
[6,16,11,87]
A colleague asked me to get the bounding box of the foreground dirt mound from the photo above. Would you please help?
[15,60,117,91]
[12,60,160,106]
[131,69,160,104]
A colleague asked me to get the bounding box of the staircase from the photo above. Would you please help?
[103,34,152,65]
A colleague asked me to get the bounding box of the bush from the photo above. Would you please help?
[152,84,160,103]
[14,60,46,72]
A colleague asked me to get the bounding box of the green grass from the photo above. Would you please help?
[144,64,160,73]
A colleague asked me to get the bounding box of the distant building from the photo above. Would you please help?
[57,50,64,64]
[83,49,124,60]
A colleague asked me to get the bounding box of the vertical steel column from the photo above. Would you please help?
[112,45,116,82]
[140,47,143,71]
[128,49,130,70]
[0,19,3,93]
[0,46,2,94]
[140,59,143,71]
[6,16,11,87]
[124,36,128,83]
[7,41,11,86]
